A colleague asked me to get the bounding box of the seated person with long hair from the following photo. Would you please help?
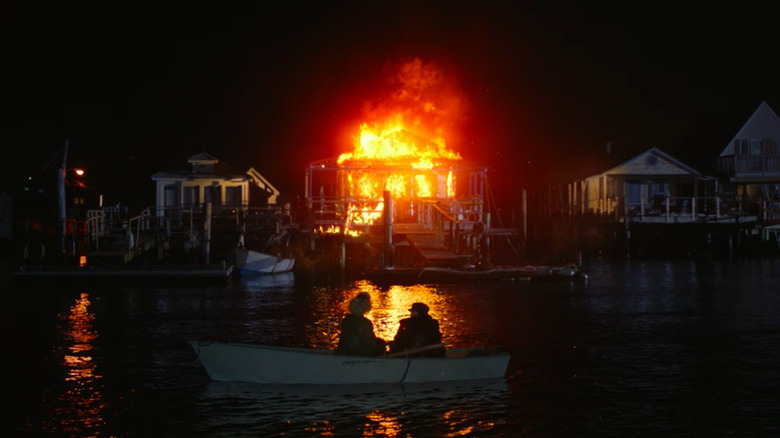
[336,292,387,356]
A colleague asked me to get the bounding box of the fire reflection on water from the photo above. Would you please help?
[321,280,452,348]
[365,411,403,437]
[42,292,106,435]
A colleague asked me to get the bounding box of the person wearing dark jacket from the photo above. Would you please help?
[388,302,446,357]
[336,292,387,356]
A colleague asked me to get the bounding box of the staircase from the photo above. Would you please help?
[393,223,474,267]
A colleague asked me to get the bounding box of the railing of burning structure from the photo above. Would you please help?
[307,194,485,236]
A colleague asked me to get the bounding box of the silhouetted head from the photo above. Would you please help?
[348,292,372,316]
[409,302,429,315]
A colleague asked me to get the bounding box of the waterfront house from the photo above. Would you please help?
[715,100,780,223]
[567,146,706,221]
[144,152,292,264]
[151,152,280,226]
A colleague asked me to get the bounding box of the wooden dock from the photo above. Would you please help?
[364,264,587,286]
[9,263,235,286]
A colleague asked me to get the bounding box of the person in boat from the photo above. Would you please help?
[336,292,387,356]
[388,302,446,357]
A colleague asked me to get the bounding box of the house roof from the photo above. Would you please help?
[589,147,701,179]
[719,101,780,157]
[150,154,281,203]
[151,152,247,181]
[149,171,249,182]
[187,152,220,164]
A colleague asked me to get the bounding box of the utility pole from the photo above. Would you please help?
[58,140,69,261]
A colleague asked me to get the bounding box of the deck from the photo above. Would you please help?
[9,263,235,286]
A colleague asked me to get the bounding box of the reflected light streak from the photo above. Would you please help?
[41,292,106,435]
[365,411,401,436]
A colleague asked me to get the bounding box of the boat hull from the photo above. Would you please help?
[189,341,510,385]
[234,249,295,275]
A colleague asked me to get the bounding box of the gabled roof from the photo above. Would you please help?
[719,101,780,157]
[587,147,700,179]
[150,170,249,181]
[188,152,219,164]
[151,154,249,181]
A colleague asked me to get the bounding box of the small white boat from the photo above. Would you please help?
[234,248,295,276]
[189,340,511,385]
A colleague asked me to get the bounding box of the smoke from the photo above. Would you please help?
[358,57,470,151]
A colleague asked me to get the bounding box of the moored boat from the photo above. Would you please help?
[234,248,295,276]
[189,340,510,385]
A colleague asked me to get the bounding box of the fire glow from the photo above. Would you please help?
[321,58,467,236]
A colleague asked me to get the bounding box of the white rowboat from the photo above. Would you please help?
[189,340,511,385]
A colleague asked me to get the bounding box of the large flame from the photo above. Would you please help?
[328,58,468,235]
[338,119,461,166]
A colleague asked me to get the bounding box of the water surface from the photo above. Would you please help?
[6,258,780,437]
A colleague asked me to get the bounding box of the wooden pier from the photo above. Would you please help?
[9,263,234,286]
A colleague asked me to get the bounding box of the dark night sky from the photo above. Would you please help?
[6,2,778,207]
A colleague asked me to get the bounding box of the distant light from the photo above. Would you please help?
[73,168,85,176]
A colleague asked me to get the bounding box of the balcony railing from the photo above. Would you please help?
[717,155,780,175]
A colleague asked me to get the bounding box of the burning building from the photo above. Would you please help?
[304,58,492,269]
[305,125,487,236]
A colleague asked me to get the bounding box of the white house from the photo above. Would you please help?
[716,100,780,210]
[570,147,702,217]
[151,152,280,222]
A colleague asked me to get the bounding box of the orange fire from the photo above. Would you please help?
[326,58,468,235]
[339,58,464,198]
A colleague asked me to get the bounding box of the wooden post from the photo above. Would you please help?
[522,189,527,246]
[624,192,631,260]
[382,190,393,268]
[485,212,491,266]
[204,202,212,264]
[339,239,346,271]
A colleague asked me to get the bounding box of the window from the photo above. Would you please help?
[648,182,667,198]
[182,186,199,207]
[204,185,221,205]
[225,186,242,207]
[765,139,776,155]
[164,185,177,207]
[735,139,747,155]
[750,139,763,155]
